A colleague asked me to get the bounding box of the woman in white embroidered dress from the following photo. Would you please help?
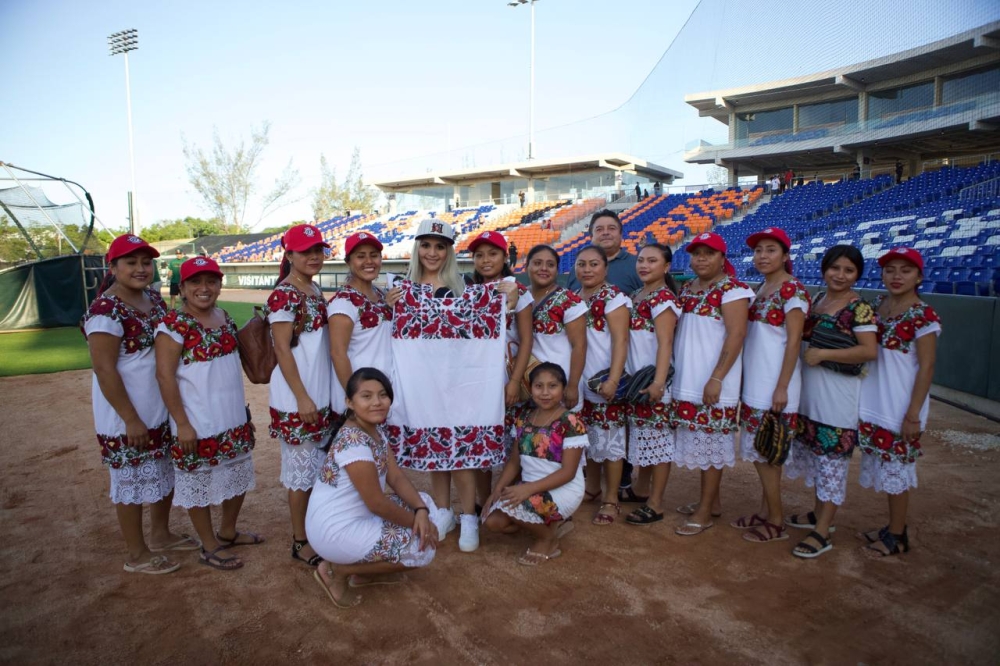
[329,232,393,422]
[734,228,809,544]
[267,224,334,568]
[388,220,515,553]
[574,246,630,526]
[155,257,261,571]
[526,244,588,414]
[309,368,438,608]
[83,234,192,575]
[483,362,588,565]
[470,230,534,507]
[670,232,753,536]
[785,245,877,559]
[857,248,940,558]
[623,244,681,526]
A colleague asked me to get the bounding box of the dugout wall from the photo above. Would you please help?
[0,255,103,331]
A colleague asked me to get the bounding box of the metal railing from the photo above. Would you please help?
[959,175,1000,202]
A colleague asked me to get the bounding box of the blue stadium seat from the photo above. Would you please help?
[932,281,954,294]
[955,281,977,296]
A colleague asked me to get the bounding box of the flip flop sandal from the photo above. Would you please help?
[150,534,201,552]
[730,513,768,530]
[618,486,650,503]
[216,531,266,548]
[314,568,359,608]
[517,548,563,566]
[792,530,833,559]
[626,505,664,525]
[784,512,837,533]
[675,502,722,518]
[199,546,244,571]
[123,555,181,575]
[742,521,789,543]
[675,521,714,537]
[592,502,620,526]
[555,517,575,539]
[349,572,408,588]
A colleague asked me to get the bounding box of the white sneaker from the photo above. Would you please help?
[432,508,456,538]
[458,514,480,553]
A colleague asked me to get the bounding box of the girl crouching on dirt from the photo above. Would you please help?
[308,368,439,608]
[155,257,263,571]
[482,362,587,565]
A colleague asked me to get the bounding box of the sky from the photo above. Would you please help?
[2,0,997,233]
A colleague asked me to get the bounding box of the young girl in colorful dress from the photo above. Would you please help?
[83,234,193,575]
[785,245,877,558]
[470,230,534,507]
[526,244,588,415]
[670,232,753,536]
[735,228,809,544]
[624,244,681,526]
[329,232,393,423]
[155,257,262,571]
[267,224,334,568]
[574,246,631,526]
[857,248,940,558]
[308,368,439,608]
[483,362,588,565]
[390,220,511,553]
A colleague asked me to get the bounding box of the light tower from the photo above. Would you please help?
[108,29,139,233]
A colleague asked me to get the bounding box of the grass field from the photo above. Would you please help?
[0,301,257,378]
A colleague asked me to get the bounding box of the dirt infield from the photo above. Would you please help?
[2,370,999,665]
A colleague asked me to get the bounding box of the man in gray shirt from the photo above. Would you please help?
[565,209,643,294]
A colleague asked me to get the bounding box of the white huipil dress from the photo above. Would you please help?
[738,278,810,463]
[505,281,534,381]
[857,297,942,495]
[626,286,681,467]
[306,426,437,567]
[266,283,334,491]
[326,283,394,419]
[785,296,877,506]
[530,287,588,412]
[82,289,174,505]
[578,283,630,462]
[670,276,754,470]
[156,309,256,508]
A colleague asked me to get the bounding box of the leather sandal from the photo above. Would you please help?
[292,538,323,567]
[592,502,620,526]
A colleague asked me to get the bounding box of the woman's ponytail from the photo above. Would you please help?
[276,254,292,286]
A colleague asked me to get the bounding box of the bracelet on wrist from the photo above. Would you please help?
[709,377,723,384]
[413,506,429,514]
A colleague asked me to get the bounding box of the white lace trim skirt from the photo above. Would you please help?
[585,424,626,463]
[627,425,675,466]
[109,456,174,505]
[858,452,918,495]
[173,452,256,509]
[280,440,324,491]
[785,441,850,506]
[674,428,736,471]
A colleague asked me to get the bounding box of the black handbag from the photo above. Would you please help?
[623,365,674,403]
[808,325,863,376]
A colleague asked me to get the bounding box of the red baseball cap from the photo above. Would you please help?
[468,231,508,254]
[180,256,223,282]
[686,232,736,277]
[344,231,383,258]
[106,234,160,263]
[746,227,791,251]
[878,247,924,272]
[282,224,330,252]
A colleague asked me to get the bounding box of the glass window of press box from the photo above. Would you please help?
[798,98,859,129]
[734,107,794,141]
[941,65,1000,104]
[866,81,935,120]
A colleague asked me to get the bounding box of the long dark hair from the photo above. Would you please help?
[529,361,567,387]
[821,244,864,277]
[640,243,679,295]
[276,252,292,286]
[321,367,395,451]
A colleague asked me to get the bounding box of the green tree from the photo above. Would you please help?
[139,216,224,242]
[310,147,379,222]
[182,121,301,233]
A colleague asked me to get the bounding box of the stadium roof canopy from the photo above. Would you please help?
[684,21,1000,174]
[372,153,682,192]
